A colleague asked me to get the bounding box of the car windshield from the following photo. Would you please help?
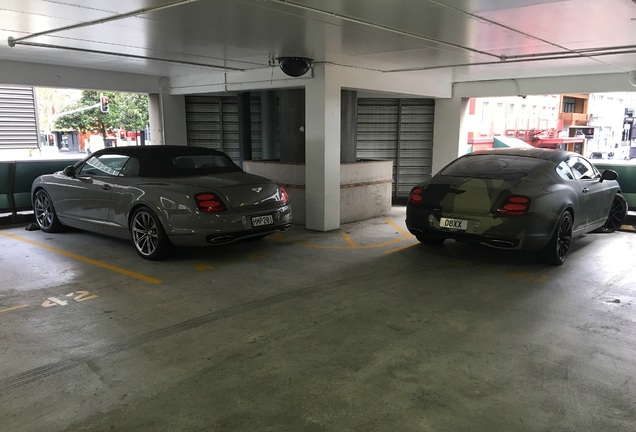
[440,154,544,179]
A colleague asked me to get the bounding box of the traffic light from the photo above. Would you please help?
[100,94,109,113]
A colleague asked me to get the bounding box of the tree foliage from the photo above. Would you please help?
[54,90,149,138]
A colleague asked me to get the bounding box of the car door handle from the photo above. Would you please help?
[582,187,589,193]
[102,184,112,190]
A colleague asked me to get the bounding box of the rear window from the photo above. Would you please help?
[140,151,242,177]
[441,154,544,179]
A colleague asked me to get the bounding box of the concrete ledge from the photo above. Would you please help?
[244,160,393,225]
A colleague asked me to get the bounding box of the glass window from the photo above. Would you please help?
[77,154,130,177]
[555,161,574,180]
[566,156,600,180]
[119,157,140,176]
[441,154,543,179]
[563,97,576,113]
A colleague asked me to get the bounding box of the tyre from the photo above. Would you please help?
[33,189,63,233]
[416,234,446,245]
[130,207,173,260]
[538,211,573,266]
[594,193,627,233]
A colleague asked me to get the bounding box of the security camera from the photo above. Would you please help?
[277,57,313,77]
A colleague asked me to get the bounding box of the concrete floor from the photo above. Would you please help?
[1,207,635,432]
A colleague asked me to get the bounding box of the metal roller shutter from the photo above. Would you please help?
[185,95,262,163]
[357,98,435,201]
[0,86,39,149]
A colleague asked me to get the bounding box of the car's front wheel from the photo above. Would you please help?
[594,193,627,233]
[130,207,173,260]
[538,211,573,266]
[33,189,63,233]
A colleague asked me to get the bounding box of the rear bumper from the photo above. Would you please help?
[164,205,292,247]
[406,206,554,251]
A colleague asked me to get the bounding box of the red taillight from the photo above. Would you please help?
[497,195,530,216]
[408,187,424,206]
[195,192,227,212]
[280,186,289,205]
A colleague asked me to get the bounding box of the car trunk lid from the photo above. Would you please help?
[163,172,282,209]
[424,176,525,214]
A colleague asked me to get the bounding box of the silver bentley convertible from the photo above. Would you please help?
[31,146,292,260]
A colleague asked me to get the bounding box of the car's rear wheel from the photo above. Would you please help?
[538,211,572,266]
[594,193,627,233]
[130,207,173,260]
[33,189,63,233]
[416,234,446,245]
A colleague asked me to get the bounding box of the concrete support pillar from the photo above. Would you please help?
[261,91,277,160]
[154,92,187,146]
[238,92,252,166]
[340,89,358,163]
[279,89,305,163]
[432,97,470,173]
[148,94,163,146]
[305,64,341,231]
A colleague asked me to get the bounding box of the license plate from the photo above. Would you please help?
[251,215,274,227]
[439,217,468,231]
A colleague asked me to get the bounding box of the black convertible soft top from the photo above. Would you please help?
[81,145,242,177]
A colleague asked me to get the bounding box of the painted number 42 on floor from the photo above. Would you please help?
[42,291,98,307]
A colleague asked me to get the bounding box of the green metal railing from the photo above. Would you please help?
[592,161,636,209]
[0,159,81,222]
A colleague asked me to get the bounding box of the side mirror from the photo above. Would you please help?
[63,165,76,177]
[600,169,618,182]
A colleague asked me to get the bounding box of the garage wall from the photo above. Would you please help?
[185,95,435,200]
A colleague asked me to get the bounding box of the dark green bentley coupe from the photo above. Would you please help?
[406,148,627,265]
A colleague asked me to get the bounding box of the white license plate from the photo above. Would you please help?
[439,217,468,231]
[251,215,274,227]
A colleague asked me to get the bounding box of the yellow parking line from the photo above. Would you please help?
[0,232,162,285]
[384,217,413,238]
[340,231,358,247]
[0,305,29,313]
[384,242,418,254]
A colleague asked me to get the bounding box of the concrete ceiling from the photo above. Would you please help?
[2,0,636,87]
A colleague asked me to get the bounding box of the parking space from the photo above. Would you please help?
[1,208,636,431]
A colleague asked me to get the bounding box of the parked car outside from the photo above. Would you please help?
[32,145,292,260]
[588,151,612,160]
[406,148,627,265]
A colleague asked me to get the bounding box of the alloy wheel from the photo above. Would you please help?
[555,212,573,262]
[34,192,54,230]
[131,210,159,257]
[603,195,628,232]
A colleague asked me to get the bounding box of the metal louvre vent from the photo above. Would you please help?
[185,95,262,163]
[0,86,39,149]
[357,98,435,200]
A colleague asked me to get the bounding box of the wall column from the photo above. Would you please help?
[432,97,470,173]
[341,89,358,163]
[305,64,341,231]
[279,89,305,163]
[238,92,252,166]
[148,94,163,146]
[158,92,187,146]
[260,91,277,160]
